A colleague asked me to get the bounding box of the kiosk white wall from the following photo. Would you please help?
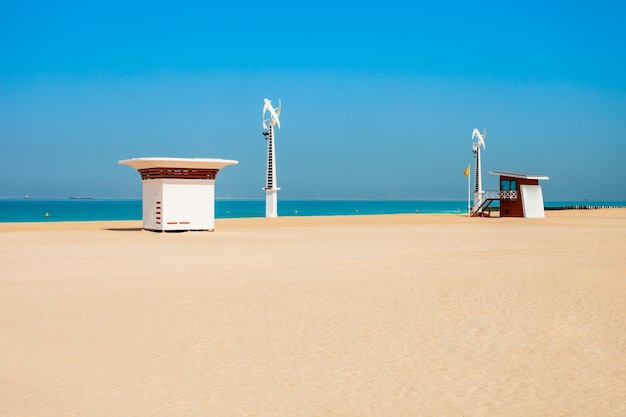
[142,179,215,231]
[119,157,238,232]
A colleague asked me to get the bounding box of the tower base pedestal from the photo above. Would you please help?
[264,188,279,218]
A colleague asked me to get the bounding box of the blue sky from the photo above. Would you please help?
[1,0,625,200]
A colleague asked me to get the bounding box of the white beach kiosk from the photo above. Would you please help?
[119,157,238,232]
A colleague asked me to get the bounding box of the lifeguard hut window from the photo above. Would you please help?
[501,179,517,191]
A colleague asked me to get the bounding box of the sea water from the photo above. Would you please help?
[0,199,469,223]
[0,198,624,223]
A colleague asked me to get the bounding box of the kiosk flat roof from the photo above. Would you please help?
[119,157,238,171]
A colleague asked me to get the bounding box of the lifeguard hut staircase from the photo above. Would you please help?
[471,190,518,217]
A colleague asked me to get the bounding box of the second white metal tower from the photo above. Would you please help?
[262,98,281,218]
[471,128,486,213]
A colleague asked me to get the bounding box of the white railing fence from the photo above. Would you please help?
[471,190,518,214]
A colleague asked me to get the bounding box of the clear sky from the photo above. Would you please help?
[1,0,625,201]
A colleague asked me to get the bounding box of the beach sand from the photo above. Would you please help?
[1,210,625,416]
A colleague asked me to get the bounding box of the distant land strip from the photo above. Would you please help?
[545,205,626,210]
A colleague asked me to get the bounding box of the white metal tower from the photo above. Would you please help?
[262,98,281,218]
[471,128,486,213]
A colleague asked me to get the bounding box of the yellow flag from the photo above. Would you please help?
[463,164,470,176]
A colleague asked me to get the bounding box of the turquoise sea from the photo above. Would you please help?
[0,198,625,223]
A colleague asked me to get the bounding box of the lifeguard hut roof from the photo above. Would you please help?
[489,171,549,181]
[119,157,238,170]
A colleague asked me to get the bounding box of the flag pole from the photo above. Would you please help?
[463,163,471,217]
[467,167,471,217]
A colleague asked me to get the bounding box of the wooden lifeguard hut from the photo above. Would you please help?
[119,157,238,232]
[483,171,550,218]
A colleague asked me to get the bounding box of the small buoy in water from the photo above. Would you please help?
[226,210,230,214]
[45,212,49,217]
[294,209,298,214]
[355,209,359,213]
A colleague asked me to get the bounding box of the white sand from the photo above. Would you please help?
[1,210,625,416]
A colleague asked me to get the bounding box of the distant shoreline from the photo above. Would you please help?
[2,196,626,204]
